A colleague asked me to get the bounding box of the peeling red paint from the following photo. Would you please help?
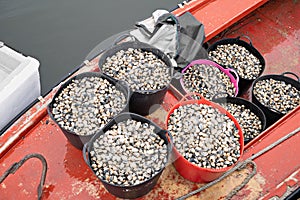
[1,0,300,199]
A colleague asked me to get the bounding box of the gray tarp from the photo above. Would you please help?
[130,10,208,69]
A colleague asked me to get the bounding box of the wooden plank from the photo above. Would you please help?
[173,0,269,41]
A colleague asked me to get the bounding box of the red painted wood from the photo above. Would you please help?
[211,0,300,78]
[173,0,269,41]
[242,107,300,199]
[1,0,300,199]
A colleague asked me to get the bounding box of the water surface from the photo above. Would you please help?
[0,0,181,94]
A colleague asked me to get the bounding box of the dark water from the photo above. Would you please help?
[0,0,181,94]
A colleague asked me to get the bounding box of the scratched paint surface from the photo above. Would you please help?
[1,0,300,199]
[0,114,265,199]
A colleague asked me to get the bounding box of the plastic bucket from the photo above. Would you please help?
[207,36,265,96]
[98,41,174,116]
[212,93,266,144]
[47,72,131,150]
[165,93,244,183]
[251,72,300,128]
[180,59,239,98]
[83,112,172,199]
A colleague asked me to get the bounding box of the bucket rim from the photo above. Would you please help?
[207,36,266,81]
[251,72,300,115]
[47,71,131,138]
[252,73,300,89]
[98,40,175,94]
[180,59,239,97]
[212,95,267,142]
[84,112,172,188]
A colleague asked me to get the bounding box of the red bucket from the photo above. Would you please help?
[165,93,244,183]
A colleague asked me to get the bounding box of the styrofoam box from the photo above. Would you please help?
[0,42,41,131]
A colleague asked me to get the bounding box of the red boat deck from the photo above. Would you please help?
[1,0,300,199]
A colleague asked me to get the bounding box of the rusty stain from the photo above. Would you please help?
[42,184,55,199]
[233,172,266,200]
[138,163,263,200]
[147,107,168,129]
[157,165,199,199]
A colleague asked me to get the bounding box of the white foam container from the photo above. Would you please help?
[0,42,41,131]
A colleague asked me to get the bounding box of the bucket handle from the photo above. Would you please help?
[211,92,230,101]
[236,35,253,46]
[165,130,174,143]
[82,143,91,165]
[179,92,208,104]
[112,33,137,46]
[267,106,282,115]
[225,67,240,84]
[281,72,300,82]
[181,59,210,74]
[178,93,193,103]
[165,131,176,163]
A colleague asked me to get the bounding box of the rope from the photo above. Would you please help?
[0,153,48,200]
[176,127,300,200]
[247,127,300,161]
[225,161,257,200]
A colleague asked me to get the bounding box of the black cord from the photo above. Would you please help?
[0,153,48,200]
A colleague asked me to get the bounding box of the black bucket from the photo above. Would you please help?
[212,93,266,144]
[98,41,174,116]
[208,36,265,96]
[47,72,131,150]
[83,112,172,199]
[251,72,300,128]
